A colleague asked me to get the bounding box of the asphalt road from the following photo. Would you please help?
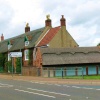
[0,78,100,100]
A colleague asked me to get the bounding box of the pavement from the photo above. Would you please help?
[0,74,100,85]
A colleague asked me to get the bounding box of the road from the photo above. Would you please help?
[0,78,100,100]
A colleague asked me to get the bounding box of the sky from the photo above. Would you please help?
[0,0,100,47]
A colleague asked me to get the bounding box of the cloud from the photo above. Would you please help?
[69,0,100,26]
[0,0,100,46]
[0,0,14,34]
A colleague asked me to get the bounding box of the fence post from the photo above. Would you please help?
[53,68,55,77]
[48,68,50,77]
[61,68,63,79]
[82,68,84,79]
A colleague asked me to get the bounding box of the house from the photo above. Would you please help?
[0,15,78,75]
[36,47,100,76]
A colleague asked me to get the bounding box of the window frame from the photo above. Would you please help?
[24,49,29,61]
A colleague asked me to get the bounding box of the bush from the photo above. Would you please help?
[5,60,12,73]
[16,58,21,73]
[0,53,5,72]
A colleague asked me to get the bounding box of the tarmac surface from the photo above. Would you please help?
[0,74,100,85]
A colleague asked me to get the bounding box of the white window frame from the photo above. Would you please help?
[8,53,11,61]
[25,41,29,46]
[24,49,29,60]
[8,44,12,50]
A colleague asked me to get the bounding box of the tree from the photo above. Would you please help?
[0,53,5,67]
[97,43,100,46]
[0,53,5,72]
[16,58,21,73]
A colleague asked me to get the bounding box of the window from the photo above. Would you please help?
[25,41,29,46]
[24,49,29,60]
[8,53,11,61]
[8,44,12,50]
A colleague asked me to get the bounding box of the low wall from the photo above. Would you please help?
[22,67,38,76]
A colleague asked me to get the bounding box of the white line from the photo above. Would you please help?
[72,86,80,88]
[27,88,70,96]
[63,85,70,87]
[31,81,53,85]
[15,89,56,98]
[35,82,39,83]
[96,89,100,90]
[39,83,45,84]
[82,87,93,90]
[46,83,53,85]
[72,86,93,90]
[31,81,35,83]
[0,83,13,87]
[0,85,11,87]
[54,84,61,86]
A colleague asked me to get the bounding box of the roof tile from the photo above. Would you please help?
[38,26,60,46]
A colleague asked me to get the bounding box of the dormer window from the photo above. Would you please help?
[25,41,29,46]
[24,36,29,46]
[8,40,12,50]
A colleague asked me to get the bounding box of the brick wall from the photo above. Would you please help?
[22,67,38,76]
[33,48,42,68]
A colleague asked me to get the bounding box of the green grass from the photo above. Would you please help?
[83,75,100,79]
[54,75,100,79]
[55,76,83,79]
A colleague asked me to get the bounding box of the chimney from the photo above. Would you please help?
[1,34,4,41]
[45,15,52,27]
[25,23,30,33]
[60,15,66,26]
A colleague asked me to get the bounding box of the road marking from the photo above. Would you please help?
[35,82,39,83]
[72,86,80,88]
[82,87,93,90]
[39,83,45,84]
[0,83,13,87]
[27,88,70,96]
[54,84,61,86]
[46,83,53,85]
[63,85,70,87]
[15,89,56,98]
[0,85,12,88]
[30,81,35,83]
[72,86,94,90]
[96,89,100,90]
[31,81,54,86]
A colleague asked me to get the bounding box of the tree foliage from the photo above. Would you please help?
[97,43,100,46]
[16,58,21,73]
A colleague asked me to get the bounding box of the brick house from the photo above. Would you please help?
[0,15,78,75]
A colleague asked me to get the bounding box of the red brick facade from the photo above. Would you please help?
[33,48,42,68]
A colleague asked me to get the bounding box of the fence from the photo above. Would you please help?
[98,67,100,75]
[42,67,83,78]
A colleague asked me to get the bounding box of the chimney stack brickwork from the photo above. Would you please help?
[60,15,66,26]
[1,34,4,41]
[25,23,30,33]
[45,15,52,27]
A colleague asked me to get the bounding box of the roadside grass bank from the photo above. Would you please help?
[55,75,100,80]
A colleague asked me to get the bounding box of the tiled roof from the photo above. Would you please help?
[0,27,45,53]
[40,47,100,65]
[37,26,61,46]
